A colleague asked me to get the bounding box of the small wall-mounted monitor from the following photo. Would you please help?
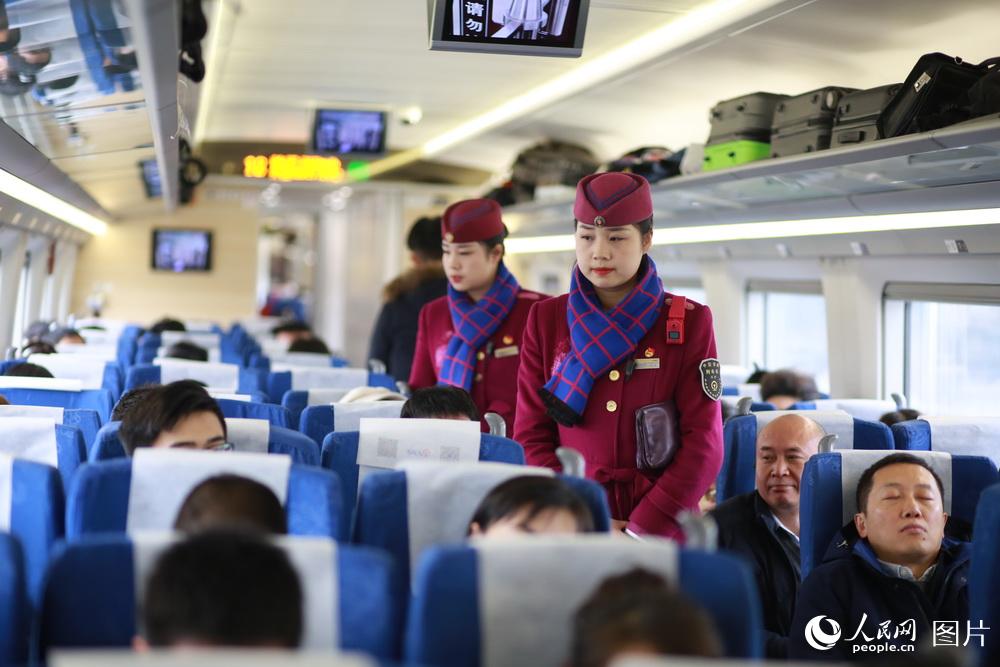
[151,229,213,272]
[429,0,591,57]
[139,159,161,198]
[310,109,387,155]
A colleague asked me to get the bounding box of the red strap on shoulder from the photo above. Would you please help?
[665,295,687,345]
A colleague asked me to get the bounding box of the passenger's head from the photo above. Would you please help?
[4,362,53,378]
[401,386,479,421]
[20,340,56,357]
[111,386,158,422]
[139,530,302,649]
[150,318,186,334]
[854,454,947,573]
[338,386,407,403]
[52,328,85,345]
[119,380,227,455]
[0,28,21,54]
[755,414,825,515]
[569,568,723,667]
[745,366,768,384]
[573,173,653,291]
[270,320,312,346]
[759,369,820,409]
[407,216,444,264]
[174,475,286,535]
[440,199,507,296]
[287,337,330,355]
[165,341,209,362]
[879,408,922,427]
[468,476,593,538]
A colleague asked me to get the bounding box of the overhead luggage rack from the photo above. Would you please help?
[503,117,1000,234]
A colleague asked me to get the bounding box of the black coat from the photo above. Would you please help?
[368,267,447,382]
[788,533,970,662]
[711,491,800,658]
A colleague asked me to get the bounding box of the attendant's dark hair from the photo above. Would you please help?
[143,530,302,648]
[855,453,945,514]
[879,408,922,427]
[150,318,186,334]
[119,380,226,455]
[570,568,723,667]
[165,341,209,362]
[469,476,593,534]
[288,337,330,355]
[401,386,479,421]
[4,362,53,378]
[174,475,286,535]
[407,216,443,261]
[111,386,158,422]
[480,224,510,254]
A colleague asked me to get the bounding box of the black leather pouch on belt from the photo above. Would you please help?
[634,400,680,471]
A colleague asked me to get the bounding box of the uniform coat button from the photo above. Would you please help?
[606,400,618,413]
[477,351,486,361]
[609,370,621,381]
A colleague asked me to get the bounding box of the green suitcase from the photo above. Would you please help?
[702,140,771,172]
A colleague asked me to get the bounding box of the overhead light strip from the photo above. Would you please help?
[504,208,1000,255]
[0,167,108,236]
[362,0,793,180]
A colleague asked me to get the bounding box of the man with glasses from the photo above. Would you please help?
[120,380,231,455]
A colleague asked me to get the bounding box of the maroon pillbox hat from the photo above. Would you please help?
[574,172,652,228]
[442,198,505,243]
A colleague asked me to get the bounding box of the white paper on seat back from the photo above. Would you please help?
[813,399,896,423]
[154,359,238,392]
[50,650,377,667]
[225,418,271,454]
[0,453,13,531]
[274,366,367,391]
[333,401,404,432]
[277,536,339,651]
[28,354,107,389]
[839,450,953,524]
[307,388,351,405]
[922,416,1000,468]
[0,417,58,467]
[272,352,332,367]
[757,410,854,449]
[402,461,552,573]
[479,536,679,667]
[0,376,84,391]
[160,331,221,349]
[210,392,251,402]
[0,405,65,422]
[127,449,291,532]
[56,344,118,360]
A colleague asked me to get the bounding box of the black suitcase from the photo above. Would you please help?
[770,126,834,158]
[770,87,857,157]
[831,83,902,147]
[707,92,788,145]
[878,53,1000,138]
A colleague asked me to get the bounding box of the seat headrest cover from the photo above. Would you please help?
[756,409,854,449]
[27,354,107,389]
[401,460,552,572]
[224,418,271,454]
[922,416,1000,468]
[839,450,953,524]
[0,376,84,391]
[272,352,332,368]
[333,401,405,431]
[157,347,222,363]
[127,449,292,532]
[357,418,480,471]
[0,453,12,530]
[56,343,118,359]
[812,399,897,422]
[477,535,679,667]
[737,383,761,401]
[209,392,251,402]
[0,404,64,422]
[154,359,239,391]
[160,331,222,349]
[306,388,351,405]
[48,649,377,667]
[273,366,367,391]
[0,416,58,467]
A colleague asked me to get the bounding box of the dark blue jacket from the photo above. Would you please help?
[789,531,970,661]
[368,267,447,382]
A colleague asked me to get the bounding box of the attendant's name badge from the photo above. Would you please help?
[634,358,660,370]
[494,345,519,358]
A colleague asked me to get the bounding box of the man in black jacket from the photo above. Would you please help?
[789,453,970,661]
[368,217,447,382]
[711,413,825,658]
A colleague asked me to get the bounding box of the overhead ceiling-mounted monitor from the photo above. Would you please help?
[429,0,591,58]
[151,229,213,272]
[310,109,387,156]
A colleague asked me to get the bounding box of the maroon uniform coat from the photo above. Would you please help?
[410,289,546,431]
[514,293,724,539]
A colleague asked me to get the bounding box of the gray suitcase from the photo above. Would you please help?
[770,126,834,158]
[708,92,789,144]
[831,83,902,147]
[772,87,858,130]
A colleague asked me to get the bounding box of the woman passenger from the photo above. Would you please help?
[514,172,723,539]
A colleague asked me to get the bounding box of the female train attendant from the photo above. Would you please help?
[514,173,723,539]
[409,198,545,431]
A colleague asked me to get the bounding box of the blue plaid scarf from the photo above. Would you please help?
[438,262,520,391]
[540,256,664,426]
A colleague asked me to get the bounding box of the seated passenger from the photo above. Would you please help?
[569,568,723,667]
[710,413,824,658]
[400,386,479,421]
[19,340,56,356]
[287,337,330,355]
[136,530,302,650]
[3,362,54,378]
[174,475,286,535]
[111,386,158,422]
[51,328,85,345]
[789,453,969,661]
[119,380,229,455]
[150,317,186,334]
[165,340,209,362]
[468,476,593,538]
[759,369,820,409]
[270,320,312,346]
[879,408,922,427]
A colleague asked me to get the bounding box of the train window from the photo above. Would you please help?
[884,283,1000,416]
[747,281,829,393]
